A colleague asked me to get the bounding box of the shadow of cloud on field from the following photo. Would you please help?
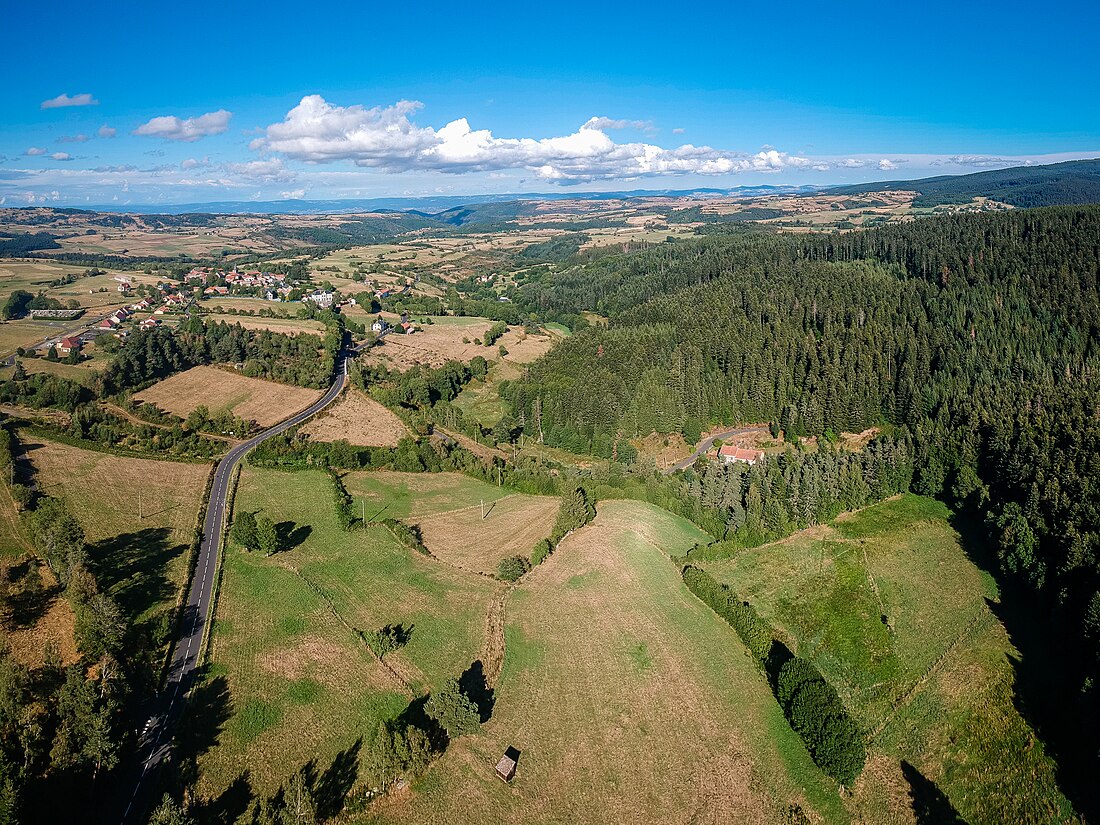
[902,760,968,824]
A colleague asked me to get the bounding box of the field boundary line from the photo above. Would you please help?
[409,493,524,523]
[289,565,417,699]
[870,608,996,741]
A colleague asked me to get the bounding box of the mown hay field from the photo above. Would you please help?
[363,316,553,372]
[135,365,322,428]
[199,467,501,800]
[702,494,1075,825]
[387,499,845,825]
[341,470,514,522]
[415,493,558,575]
[299,389,409,447]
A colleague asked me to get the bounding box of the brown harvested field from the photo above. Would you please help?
[135,365,323,428]
[299,388,409,446]
[494,327,554,364]
[415,493,559,574]
[391,500,842,825]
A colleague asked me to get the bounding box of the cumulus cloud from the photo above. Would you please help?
[41,93,99,109]
[57,134,91,144]
[254,96,814,184]
[50,153,73,161]
[281,188,306,199]
[98,125,117,138]
[180,156,211,170]
[134,109,232,142]
[672,127,686,135]
[878,159,900,171]
[25,147,47,156]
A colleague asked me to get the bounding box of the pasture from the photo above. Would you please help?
[389,499,844,825]
[299,389,409,446]
[135,366,323,429]
[702,494,1074,824]
[198,467,501,799]
[341,470,514,522]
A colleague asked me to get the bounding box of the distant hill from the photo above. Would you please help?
[828,159,1100,208]
[81,184,822,216]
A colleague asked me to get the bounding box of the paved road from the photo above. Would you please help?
[662,425,768,474]
[121,355,348,823]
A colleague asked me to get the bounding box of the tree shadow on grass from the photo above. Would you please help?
[174,671,233,795]
[459,659,495,723]
[273,521,312,554]
[86,526,181,626]
[948,510,1099,821]
[395,694,448,753]
[311,737,362,820]
[901,760,968,824]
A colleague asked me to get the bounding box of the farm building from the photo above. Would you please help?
[716,445,765,466]
[371,317,388,334]
[495,747,520,782]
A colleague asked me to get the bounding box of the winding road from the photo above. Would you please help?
[121,354,348,823]
[663,425,768,474]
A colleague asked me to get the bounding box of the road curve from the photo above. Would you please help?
[662,425,768,474]
[121,355,348,822]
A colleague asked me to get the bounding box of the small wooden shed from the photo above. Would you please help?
[495,746,520,782]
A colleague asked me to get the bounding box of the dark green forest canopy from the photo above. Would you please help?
[505,207,1100,796]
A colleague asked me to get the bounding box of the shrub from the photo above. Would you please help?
[381,519,428,555]
[425,677,481,739]
[496,555,531,582]
[551,486,596,543]
[531,538,553,566]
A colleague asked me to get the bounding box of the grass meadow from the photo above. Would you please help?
[702,494,1075,824]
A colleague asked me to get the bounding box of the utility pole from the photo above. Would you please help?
[139,491,143,520]
[481,498,485,520]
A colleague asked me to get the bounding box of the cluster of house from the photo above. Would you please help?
[187,267,295,301]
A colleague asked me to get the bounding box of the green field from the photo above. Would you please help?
[199,467,502,800]
[341,470,514,521]
[702,494,1074,824]
[389,499,846,825]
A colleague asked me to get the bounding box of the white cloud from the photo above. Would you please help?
[50,153,73,161]
[97,125,117,138]
[935,155,1019,168]
[25,147,47,156]
[180,157,211,170]
[281,188,306,199]
[57,134,91,144]
[878,159,900,171]
[134,109,232,142]
[41,93,99,109]
[254,96,814,184]
[581,116,656,133]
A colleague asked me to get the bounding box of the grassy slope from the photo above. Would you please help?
[702,494,1075,825]
[199,467,499,800]
[385,500,846,825]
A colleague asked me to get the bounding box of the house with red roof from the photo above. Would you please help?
[716,445,765,466]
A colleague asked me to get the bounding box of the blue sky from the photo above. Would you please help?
[2,0,1098,205]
